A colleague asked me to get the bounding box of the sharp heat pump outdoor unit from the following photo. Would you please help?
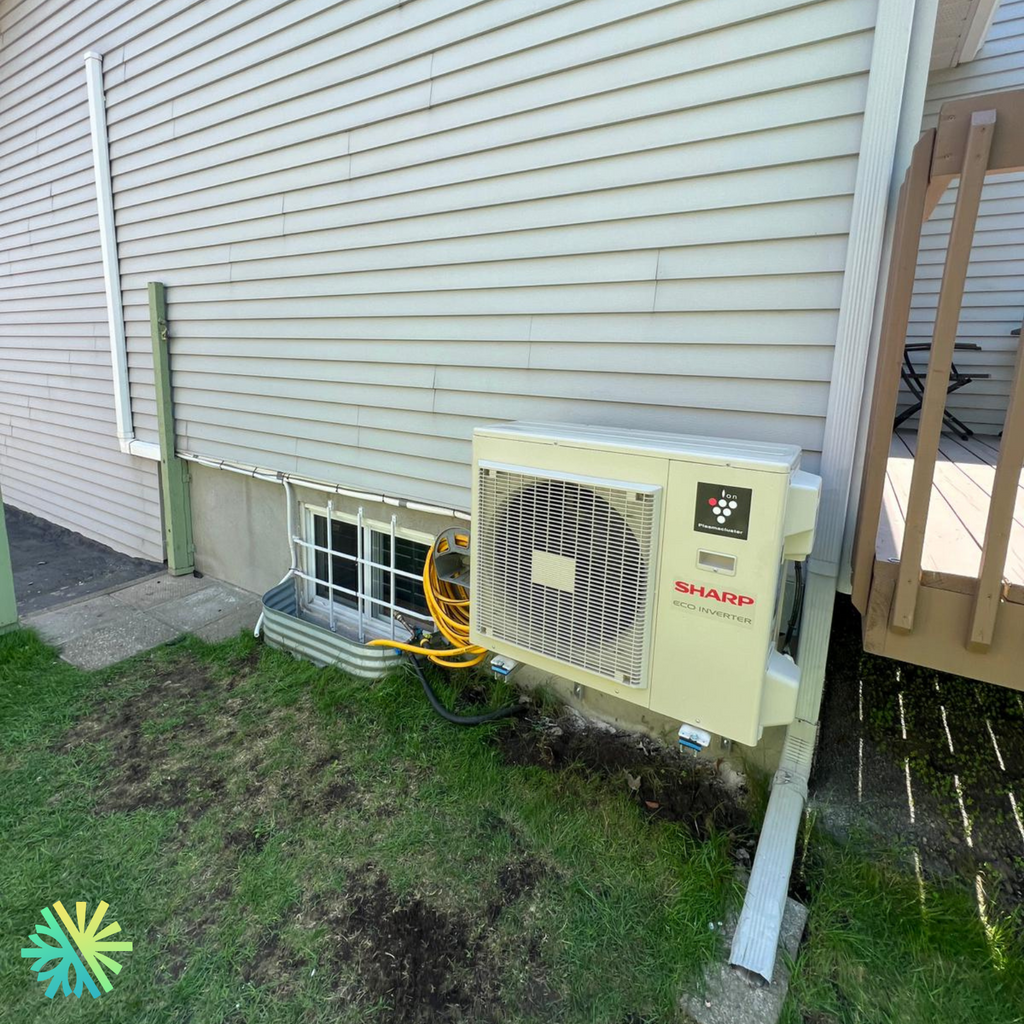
[470,423,821,746]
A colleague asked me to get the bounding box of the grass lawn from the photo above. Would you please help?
[0,628,737,1023]
[0,625,1021,1023]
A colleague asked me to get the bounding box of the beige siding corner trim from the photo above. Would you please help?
[731,0,921,983]
[84,50,158,462]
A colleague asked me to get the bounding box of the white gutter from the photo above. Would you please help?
[729,0,928,982]
[84,51,159,463]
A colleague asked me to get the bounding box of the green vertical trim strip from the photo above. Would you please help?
[149,282,195,576]
[0,479,18,634]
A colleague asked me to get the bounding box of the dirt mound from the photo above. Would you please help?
[496,712,750,844]
[328,867,483,1020]
[278,858,545,1021]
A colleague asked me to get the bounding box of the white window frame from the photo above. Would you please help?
[297,503,434,642]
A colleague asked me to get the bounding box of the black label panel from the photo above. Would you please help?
[693,482,752,540]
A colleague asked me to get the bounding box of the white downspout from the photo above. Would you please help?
[84,51,159,463]
[729,0,932,982]
[839,0,943,594]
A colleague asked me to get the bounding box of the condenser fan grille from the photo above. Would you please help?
[475,464,659,686]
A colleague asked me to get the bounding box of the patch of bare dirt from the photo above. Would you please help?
[155,880,234,984]
[52,651,377,990]
[329,866,485,1020]
[240,924,306,996]
[495,711,750,845]
[238,860,549,1021]
[57,658,227,815]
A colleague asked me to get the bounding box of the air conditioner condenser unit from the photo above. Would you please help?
[469,422,821,746]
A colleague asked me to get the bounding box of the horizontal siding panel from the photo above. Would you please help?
[2,424,163,489]
[107,7,870,182]
[0,443,160,518]
[148,264,843,307]
[115,157,860,259]
[137,309,843,344]
[129,274,840,319]
[154,337,834,378]
[0,0,168,118]
[119,199,849,278]
[0,477,161,557]
[432,391,826,453]
[117,193,856,277]
[111,107,864,233]
[170,235,846,292]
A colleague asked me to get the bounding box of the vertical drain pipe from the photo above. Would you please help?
[729,0,926,981]
[84,52,159,462]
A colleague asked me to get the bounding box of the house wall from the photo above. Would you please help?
[93,0,882,512]
[903,0,1024,436]
[0,0,163,560]
[1,0,882,535]
[0,0,886,764]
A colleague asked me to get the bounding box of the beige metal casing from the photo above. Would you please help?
[470,422,821,746]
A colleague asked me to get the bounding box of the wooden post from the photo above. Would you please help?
[149,282,195,576]
[0,479,18,635]
[851,130,935,613]
[968,331,1024,650]
[891,111,995,634]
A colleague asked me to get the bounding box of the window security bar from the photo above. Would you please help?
[285,566,434,627]
[356,507,364,642]
[287,509,431,641]
[389,513,397,641]
[326,500,336,633]
[289,536,425,582]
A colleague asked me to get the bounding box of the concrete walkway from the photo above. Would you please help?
[25,573,263,670]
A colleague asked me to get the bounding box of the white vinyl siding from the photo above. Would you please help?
[3,0,880,519]
[93,0,877,511]
[905,0,1024,435]
[0,0,163,560]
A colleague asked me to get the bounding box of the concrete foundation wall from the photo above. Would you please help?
[190,464,291,596]
[189,461,784,774]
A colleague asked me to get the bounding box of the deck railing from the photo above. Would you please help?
[852,90,1024,654]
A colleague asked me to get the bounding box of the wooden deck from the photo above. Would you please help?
[879,431,1024,605]
[851,90,1024,689]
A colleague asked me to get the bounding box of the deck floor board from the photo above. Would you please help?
[879,431,1024,603]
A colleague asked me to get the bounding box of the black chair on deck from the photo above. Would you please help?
[894,342,990,440]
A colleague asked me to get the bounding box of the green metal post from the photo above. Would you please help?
[149,281,195,575]
[0,479,18,635]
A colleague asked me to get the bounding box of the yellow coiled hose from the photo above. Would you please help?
[367,534,487,669]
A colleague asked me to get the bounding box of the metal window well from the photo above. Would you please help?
[260,579,403,679]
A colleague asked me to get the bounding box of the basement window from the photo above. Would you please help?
[300,507,432,641]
